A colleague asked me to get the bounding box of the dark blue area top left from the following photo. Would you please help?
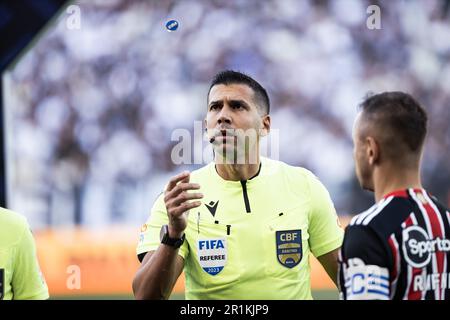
[0,0,68,207]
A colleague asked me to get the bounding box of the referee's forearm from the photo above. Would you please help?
[132,245,181,300]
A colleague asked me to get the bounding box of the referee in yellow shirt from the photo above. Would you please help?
[132,70,343,300]
[0,207,49,300]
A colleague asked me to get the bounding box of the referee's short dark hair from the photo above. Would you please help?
[359,91,428,156]
[208,70,270,115]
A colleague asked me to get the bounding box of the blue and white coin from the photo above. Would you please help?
[166,19,179,32]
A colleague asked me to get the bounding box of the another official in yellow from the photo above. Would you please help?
[0,206,49,300]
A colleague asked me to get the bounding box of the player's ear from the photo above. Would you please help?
[260,115,271,136]
[366,136,380,165]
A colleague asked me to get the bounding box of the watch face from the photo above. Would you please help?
[160,224,168,241]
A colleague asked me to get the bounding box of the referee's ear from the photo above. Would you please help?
[260,115,271,137]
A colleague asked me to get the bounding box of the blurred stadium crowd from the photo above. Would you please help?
[4,0,450,229]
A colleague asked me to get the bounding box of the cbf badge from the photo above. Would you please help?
[276,230,302,268]
[197,238,227,275]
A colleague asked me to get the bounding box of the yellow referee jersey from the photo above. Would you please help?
[137,157,343,299]
[0,207,49,300]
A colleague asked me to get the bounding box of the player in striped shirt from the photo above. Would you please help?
[339,91,450,300]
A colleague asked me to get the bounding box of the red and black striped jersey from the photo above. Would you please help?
[338,188,450,300]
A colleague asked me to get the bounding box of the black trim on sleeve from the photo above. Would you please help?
[137,252,147,263]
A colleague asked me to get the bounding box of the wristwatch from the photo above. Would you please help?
[160,224,185,248]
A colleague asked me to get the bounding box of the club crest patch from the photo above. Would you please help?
[197,238,227,275]
[276,230,302,268]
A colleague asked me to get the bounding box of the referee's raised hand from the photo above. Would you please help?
[164,171,203,238]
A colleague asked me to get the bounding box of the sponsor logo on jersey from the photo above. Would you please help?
[402,225,450,268]
[197,238,227,275]
[276,230,302,268]
[205,201,219,217]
